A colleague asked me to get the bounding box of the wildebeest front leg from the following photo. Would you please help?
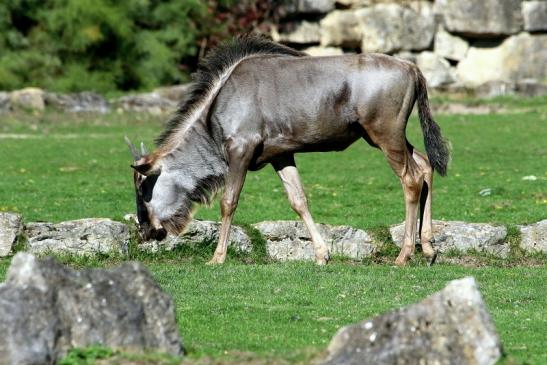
[273,155,330,265]
[207,142,253,265]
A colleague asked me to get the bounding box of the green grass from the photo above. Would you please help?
[0,98,546,364]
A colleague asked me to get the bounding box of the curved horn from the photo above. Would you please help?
[124,136,141,161]
[140,142,148,156]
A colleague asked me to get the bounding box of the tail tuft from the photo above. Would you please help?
[415,69,450,176]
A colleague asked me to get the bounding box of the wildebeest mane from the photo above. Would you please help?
[155,34,306,147]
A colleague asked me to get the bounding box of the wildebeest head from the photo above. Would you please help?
[125,136,177,241]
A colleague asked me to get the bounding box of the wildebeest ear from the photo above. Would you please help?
[131,161,160,176]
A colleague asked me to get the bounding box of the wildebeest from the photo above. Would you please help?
[126,34,449,266]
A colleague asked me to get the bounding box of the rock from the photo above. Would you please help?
[335,0,374,9]
[394,51,418,64]
[390,220,509,257]
[434,28,469,61]
[0,213,23,257]
[457,33,547,87]
[283,0,335,14]
[253,220,376,261]
[25,218,130,256]
[10,87,45,111]
[115,92,177,115]
[45,91,110,113]
[0,91,11,113]
[0,253,182,363]
[304,46,345,57]
[475,80,517,98]
[272,21,321,44]
[519,220,547,253]
[153,84,191,102]
[435,0,523,37]
[321,277,501,365]
[416,52,456,88]
[355,2,435,53]
[138,219,251,253]
[320,10,362,48]
[515,79,547,96]
[522,1,547,32]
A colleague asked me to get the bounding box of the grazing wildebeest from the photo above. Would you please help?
[126,35,449,266]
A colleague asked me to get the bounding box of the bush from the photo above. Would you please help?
[0,0,252,93]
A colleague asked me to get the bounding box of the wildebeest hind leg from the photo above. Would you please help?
[272,155,330,265]
[412,150,435,258]
[381,145,424,266]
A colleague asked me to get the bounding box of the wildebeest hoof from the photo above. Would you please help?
[421,244,436,258]
[206,255,226,265]
[315,252,330,265]
[395,254,412,266]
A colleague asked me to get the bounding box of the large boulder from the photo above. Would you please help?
[10,87,45,111]
[321,277,501,365]
[434,28,469,61]
[283,0,335,15]
[522,1,547,32]
[304,46,345,57]
[153,84,191,102]
[355,2,435,53]
[272,21,322,44]
[0,253,182,363]
[416,52,456,88]
[25,218,130,256]
[457,33,547,87]
[253,220,376,261]
[320,10,362,48]
[0,92,11,113]
[0,213,23,257]
[435,0,523,37]
[390,220,509,257]
[44,92,110,113]
[518,219,547,253]
[114,92,177,115]
[138,219,251,253]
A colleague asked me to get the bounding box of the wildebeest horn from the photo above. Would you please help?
[124,136,141,161]
[140,142,148,156]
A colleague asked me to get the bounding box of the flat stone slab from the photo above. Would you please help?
[0,212,22,257]
[138,219,251,253]
[0,253,182,363]
[26,218,129,255]
[253,220,376,261]
[390,220,509,257]
[519,220,547,253]
[321,277,501,365]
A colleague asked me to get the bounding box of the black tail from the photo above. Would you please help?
[415,68,450,176]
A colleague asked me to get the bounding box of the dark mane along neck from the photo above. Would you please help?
[155,34,305,149]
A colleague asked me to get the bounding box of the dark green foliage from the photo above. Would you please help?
[0,0,240,92]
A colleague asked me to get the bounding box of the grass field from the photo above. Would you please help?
[0,96,546,364]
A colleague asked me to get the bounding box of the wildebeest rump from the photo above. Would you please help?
[126,35,449,265]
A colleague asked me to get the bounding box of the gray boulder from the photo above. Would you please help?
[457,33,547,87]
[435,0,523,37]
[522,1,547,32]
[272,21,322,44]
[0,92,11,113]
[26,218,130,256]
[10,88,45,111]
[519,219,547,253]
[355,2,435,53]
[137,219,251,253]
[390,220,509,257]
[321,277,501,365]
[153,84,191,102]
[45,92,110,113]
[320,10,362,48]
[304,46,345,57]
[434,28,469,61]
[253,220,376,261]
[283,0,335,14]
[115,92,177,115]
[416,52,456,88]
[0,253,182,363]
[0,213,22,257]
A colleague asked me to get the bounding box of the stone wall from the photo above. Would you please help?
[271,0,547,96]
